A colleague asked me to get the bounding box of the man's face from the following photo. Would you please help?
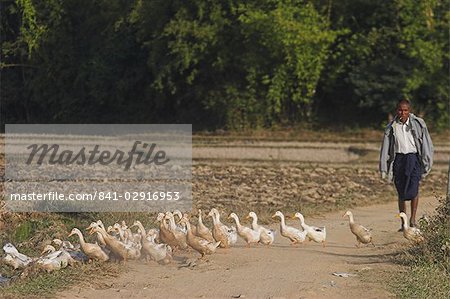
[397,103,410,123]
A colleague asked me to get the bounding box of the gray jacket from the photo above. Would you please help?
[379,113,433,182]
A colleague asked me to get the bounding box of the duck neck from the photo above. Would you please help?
[74,229,86,246]
[232,216,241,228]
[184,221,194,237]
[96,232,106,245]
[297,215,305,226]
[167,216,177,230]
[159,219,168,230]
[348,214,355,224]
[95,227,111,241]
[250,216,258,230]
[279,214,286,228]
[402,215,409,229]
[198,211,203,225]
[213,212,220,225]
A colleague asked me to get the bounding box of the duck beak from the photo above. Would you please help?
[245,215,251,220]
[342,213,346,218]
[271,215,276,219]
[395,214,401,218]
[68,232,74,237]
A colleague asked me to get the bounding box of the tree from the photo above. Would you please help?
[136,0,337,129]
[315,0,449,128]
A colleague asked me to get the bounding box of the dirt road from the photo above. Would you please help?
[58,196,439,299]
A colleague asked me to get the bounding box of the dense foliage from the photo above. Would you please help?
[1,0,448,130]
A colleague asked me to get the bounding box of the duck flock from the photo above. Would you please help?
[1,208,423,275]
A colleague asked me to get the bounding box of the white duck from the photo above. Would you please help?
[208,208,237,248]
[397,212,424,243]
[272,211,307,245]
[293,212,326,247]
[36,245,76,272]
[228,213,260,247]
[2,243,33,269]
[247,211,275,245]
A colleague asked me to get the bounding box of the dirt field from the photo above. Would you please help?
[2,138,449,298]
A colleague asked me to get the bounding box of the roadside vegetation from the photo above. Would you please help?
[390,194,450,299]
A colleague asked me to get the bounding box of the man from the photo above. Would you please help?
[379,99,433,230]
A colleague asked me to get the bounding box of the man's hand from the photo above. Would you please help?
[381,171,387,180]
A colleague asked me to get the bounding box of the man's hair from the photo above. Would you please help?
[397,99,411,108]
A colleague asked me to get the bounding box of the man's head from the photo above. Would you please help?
[397,99,411,123]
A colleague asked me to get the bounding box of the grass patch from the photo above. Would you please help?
[0,209,133,298]
[0,262,121,299]
[391,263,450,299]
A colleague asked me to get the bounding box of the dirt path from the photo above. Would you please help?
[59,196,439,299]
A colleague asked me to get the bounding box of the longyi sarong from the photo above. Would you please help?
[393,153,421,201]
